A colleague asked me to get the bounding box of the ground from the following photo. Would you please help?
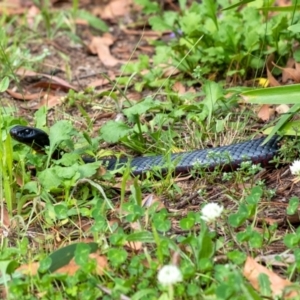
[2,0,300,298]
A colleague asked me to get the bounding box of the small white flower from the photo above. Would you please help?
[157,265,183,286]
[201,203,223,223]
[290,160,300,176]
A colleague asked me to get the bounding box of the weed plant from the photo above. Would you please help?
[1,0,300,299]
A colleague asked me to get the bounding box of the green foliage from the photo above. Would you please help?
[3,1,300,298]
[135,0,300,81]
[228,186,262,227]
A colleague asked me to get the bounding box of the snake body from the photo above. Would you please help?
[10,125,280,176]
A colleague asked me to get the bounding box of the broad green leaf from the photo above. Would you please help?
[0,260,22,285]
[48,242,98,273]
[131,289,158,300]
[135,0,160,14]
[123,97,160,120]
[49,120,74,152]
[198,224,214,260]
[38,168,62,190]
[0,76,9,92]
[39,257,52,273]
[203,0,219,30]
[126,231,155,243]
[260,5,300,12]
[203,81,224,124]
[288,24,300,33]
[77,162,102,177]
[100,120,132,143]
[264,120,300,136]
[77,10,108,32]
[74,243,92,267]
[107,248,128,266]
[263,104,300,144]
[287,196,300,215]
[180,11,203,34]
[241,85,300,104]
[257,273,272,297]
[54,203,68,219]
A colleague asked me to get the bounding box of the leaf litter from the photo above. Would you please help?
[4,0,300,298]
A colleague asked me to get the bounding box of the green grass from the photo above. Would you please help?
[2,0,300,299]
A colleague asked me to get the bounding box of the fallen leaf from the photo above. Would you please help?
[56,253,108,275]
[100,0,132,20]
[273,60,300,83]
[17,253,108,276]
[17,261,39,276]
[88,35,121,67]
[142,194,165,210]
[125,241,142,252]
[26,5,40,28]
[23,94,64,109]
[173,82,186,94]
[0,205,10,227]
[6,89,47,101]
[257,104,274,121]
[266,55,280,87]
[88,74,115,88]
[256,253,295,267]
[276,104,290,114]
[243,256,298,298]
[27,81,73,92]
[16,68,78,91]
[162,65,181,77]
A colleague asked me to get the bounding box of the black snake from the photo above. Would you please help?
[9,125,280,176]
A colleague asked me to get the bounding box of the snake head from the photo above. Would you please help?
[10,125,50,152]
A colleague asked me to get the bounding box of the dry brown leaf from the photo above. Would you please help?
[266,55,280,87]
[88,75,115,88]
[126,92,142,102]
[276,104,290,114]
[25,94,64,109]
[0,0,31,15]
[16,68,78,91]
[28,81,74,92]
[256,253,295,267]
[75,18,89,26]
[142,194,165,210]
[88,35,121,67]
[6,89,47,101]
[109,178,137,191]
[125,241,142,251]
[273,60,300,83]
[0,205,10,228]
[173,174,192,182]
[17,261,40,276]
[173,82,186,95]
[286,57,295,68]
[243,256,298,298]
[257,104,274,121]
[18,253,108,276]
[27,5,40,28]
[171,252,181,265]
[56,253,108,275]
[187,86,196,93]
[162,65,181,77]
[100,0,132,20]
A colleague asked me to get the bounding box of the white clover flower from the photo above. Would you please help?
[290,160,300,176]
[201,203,223,223]
[157,265,183,286]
